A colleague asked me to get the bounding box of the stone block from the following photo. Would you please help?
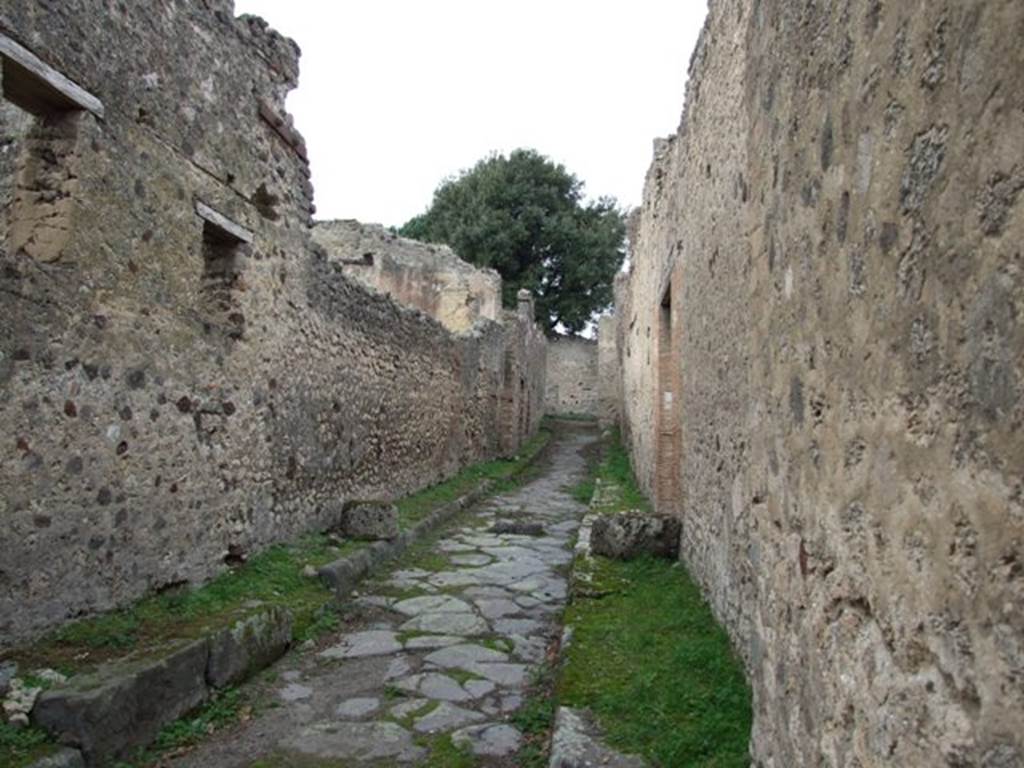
[549,706,647,768]
[341,501,399,540]
[32,639,209,766]
[589,511,680,560]
[206,606,293,689]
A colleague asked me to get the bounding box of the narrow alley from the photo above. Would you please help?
[176,424,595,766]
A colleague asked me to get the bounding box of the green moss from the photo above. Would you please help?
[0,723,58,768]
[391,699,438,729]
[402,549,453,573]
[569,477,596,504]
[444,667,486,686]
[415,732,478,768]
[477,636,513,654]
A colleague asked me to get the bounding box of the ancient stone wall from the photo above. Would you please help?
[596,315,619,428]
[544,336,599,416]
[0,3,543,647]
[312,219,501,334]
[617,0,1024,764]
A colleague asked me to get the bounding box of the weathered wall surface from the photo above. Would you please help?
[596,315,619,428]
[312,219,501,334]
[618,0,1024,765]
[0,3,542,647]
[544,336,598,416]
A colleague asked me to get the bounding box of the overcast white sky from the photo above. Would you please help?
[233,1,708,228]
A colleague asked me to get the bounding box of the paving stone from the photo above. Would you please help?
[319,631,402,660]
[510,634,548,662]
[491,521,546,536]
[459,535,507,548]
[279,683,313,702]
[464,679,497,698]
[493,618,546,636]
[471,663,529,687]
[474,598,522,620]
[400,612,489,636]
[423,644,509,669]
[412,702,485,733]
[335,697,380,719]
[452,723,523,757]
[427,571,483,589]
[438,541,478,553]
[390,698,431,719]
[281,721,426,763]
[479,698,499,716]
[509,576,567,600]
[515,595,541,608]
[385,656,414,680]
[392,594,473,617]
[450,553,492,567]
[392,568,433,579]
[395,672,493,703]
[403,634,465,650]
[463,586,516,599]
[482,545,545,561]
[472,559,550,584]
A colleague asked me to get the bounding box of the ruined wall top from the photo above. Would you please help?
[313,219,502,333]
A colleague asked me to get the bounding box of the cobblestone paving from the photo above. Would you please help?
[176,425,593,767]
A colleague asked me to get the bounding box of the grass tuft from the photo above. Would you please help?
[6,534,348,675]
[0,722,56,768]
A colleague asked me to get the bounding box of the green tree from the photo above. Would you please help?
[400,149,626,336]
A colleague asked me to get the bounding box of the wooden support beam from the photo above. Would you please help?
[0,33,104,118]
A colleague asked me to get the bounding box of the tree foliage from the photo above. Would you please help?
[400,149,626,336]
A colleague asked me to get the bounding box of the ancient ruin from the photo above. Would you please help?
[612,1,1024,765]
[0,3,544,647]
[1,0,1022,766]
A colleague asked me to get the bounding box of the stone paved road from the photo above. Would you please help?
[174,423,595,767]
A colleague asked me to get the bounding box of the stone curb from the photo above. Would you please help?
[317,480,497,597]
[30,607,292,767]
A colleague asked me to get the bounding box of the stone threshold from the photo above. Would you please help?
[26,457,542,767]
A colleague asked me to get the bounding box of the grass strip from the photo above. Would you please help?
[558,428,751,767]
